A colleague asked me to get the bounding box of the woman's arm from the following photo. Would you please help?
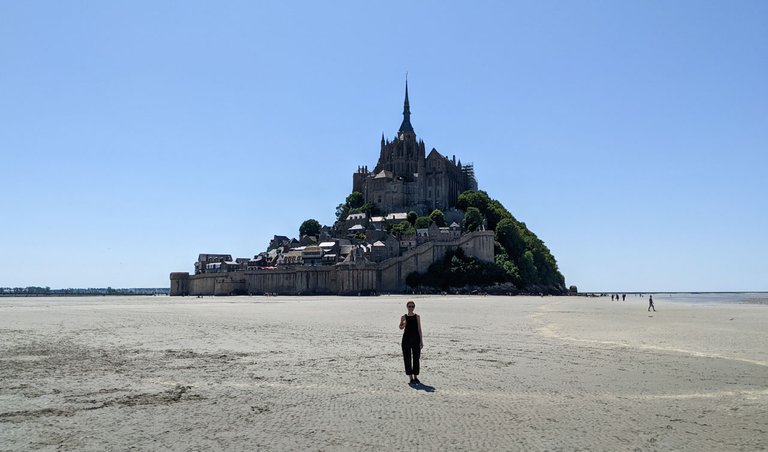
[399,315,406,330]
[417,314,423,349]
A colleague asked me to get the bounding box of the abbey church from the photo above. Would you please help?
[352,82,477,215]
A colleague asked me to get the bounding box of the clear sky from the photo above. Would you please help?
[1,1,766,292]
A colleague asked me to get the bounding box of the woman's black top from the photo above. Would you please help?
[403,314,419,343]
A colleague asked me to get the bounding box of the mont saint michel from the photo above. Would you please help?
[170,83,565,296]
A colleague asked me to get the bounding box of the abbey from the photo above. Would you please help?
[352,82,477,215]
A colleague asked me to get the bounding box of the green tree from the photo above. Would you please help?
[335,203,350,221]
[407,211,418,225]
[350,202,383,217]
[518,250,539,288]
[299,219,321,237]
[414,216,433,229]
[457,190,491,213]
[495,218,526,260]
[531,244,564,288]
[346,192,364,209]
[389,221,415,237]
[485,200,512,231]
[463,207,483,232]
[456,191,514,231]
[429,209,446,227]
[336,192,367,221]
[495,253,521,287]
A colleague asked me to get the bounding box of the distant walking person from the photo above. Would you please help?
[399,301,423,385]
[648,295,656,312]
[622,294,626,301]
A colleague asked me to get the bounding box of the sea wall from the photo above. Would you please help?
[170,231,495,296]
[170,272,190,296]
[174,273,247,296]
[244,266,378,295]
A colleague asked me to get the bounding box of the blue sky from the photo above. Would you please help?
[1,1,766,291]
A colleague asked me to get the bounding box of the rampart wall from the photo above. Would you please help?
[377,230,495,292]
[170,231,495,296]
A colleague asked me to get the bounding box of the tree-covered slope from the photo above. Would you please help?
[457,190,566,292]
[404,190,566,293]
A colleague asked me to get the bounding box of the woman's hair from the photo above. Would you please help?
[407,301,415,308]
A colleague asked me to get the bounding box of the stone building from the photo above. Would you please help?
[352,81,478,215]
[194,254,232,275]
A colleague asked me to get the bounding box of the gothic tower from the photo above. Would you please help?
[353,80,476,215]
[374,80,423,182]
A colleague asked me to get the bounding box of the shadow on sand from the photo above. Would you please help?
[408,382,436,392]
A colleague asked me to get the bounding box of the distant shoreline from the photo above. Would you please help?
[0,293,169,298]
[577,291,768,306]
[0,289,169,297]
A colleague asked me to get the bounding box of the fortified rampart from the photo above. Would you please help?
[170,231,494,296]
[377,229,494,292]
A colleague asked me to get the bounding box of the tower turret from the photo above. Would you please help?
[398,79,414,135]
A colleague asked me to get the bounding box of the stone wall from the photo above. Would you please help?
[169,272,190,296]
[181,273,247,296]
[246,267,335,295]
[378,230,494,292]
[170,231,495,296]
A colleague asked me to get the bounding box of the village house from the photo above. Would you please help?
[195,254,232,274]
[302,246,323,266]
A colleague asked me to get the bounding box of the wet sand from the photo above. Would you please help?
[1,295,766,451]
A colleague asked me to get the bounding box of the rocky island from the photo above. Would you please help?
[170,82,565,296]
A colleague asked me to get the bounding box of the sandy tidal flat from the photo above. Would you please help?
[1,295,766,451]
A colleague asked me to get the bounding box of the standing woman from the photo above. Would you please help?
[399,300,423,384]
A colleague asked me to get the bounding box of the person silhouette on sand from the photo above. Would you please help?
[399,301,423,385]
[648,295,656,312]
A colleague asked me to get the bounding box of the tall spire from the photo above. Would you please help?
[399,77,414,134]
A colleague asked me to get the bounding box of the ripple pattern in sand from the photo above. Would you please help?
[1,296,766,451]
